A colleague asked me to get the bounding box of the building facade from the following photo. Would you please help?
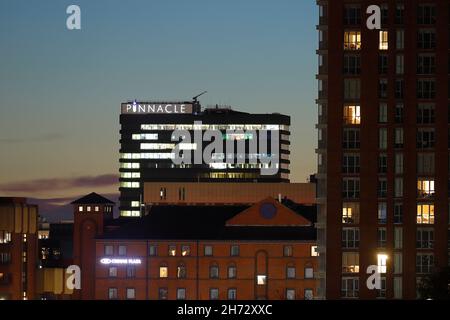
[143,182,315,206]
[95,198,318,300]
[0,197,38,300]
[119,101,291,217]
[316,0,450,299]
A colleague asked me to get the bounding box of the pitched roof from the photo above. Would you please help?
[99,202,316,241]
[70,192,115,205]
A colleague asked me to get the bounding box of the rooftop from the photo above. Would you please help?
[99,201,316,241]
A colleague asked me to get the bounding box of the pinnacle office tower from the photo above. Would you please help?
[316,0,450,299]
[119,101,291,217]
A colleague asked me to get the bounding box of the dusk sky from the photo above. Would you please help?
[0,1,318,209]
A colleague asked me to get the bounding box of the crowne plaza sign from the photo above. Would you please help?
[121,101,193,114]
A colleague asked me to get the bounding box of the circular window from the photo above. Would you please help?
[260,203,277,219]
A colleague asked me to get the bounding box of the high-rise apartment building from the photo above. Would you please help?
[316,0,450,299]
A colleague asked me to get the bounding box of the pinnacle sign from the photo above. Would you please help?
[121,101,193,114]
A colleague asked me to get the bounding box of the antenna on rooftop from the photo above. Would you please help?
[192,91,207,113]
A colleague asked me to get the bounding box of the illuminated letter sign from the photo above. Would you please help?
[100,258,142,265]
[121,101,193,114]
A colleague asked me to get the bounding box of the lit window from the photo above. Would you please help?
[120,172,141,178]
[159,266,168,278]
[126,288,135,300]
[0,231,12,244]
[286,289,295,300]
[377,254,388,274]
[305,268,314,279]
[379,31,389,50]
[342,252,359,273]
[78,206,83,212]
[283,245,293,257]
[417,179,435,198]
[132,133,158,140]
[204,245,213,256]
[257,275,267,285]
[177,264,186,279]
[311,246,319,257]
[108,288,118,300]
[120,210,140,217]
[417,203,435,224]
[343,105,361,124]
[342,203,360,224]
[344,31,362,50]
[168,245,176,256]
[181,245,190,256]
[109,267,117,277]
[131,201,140,208]
[141,143,176,150]
[120,182,140,188]
[94,206,99,212]
[87,206,91,212]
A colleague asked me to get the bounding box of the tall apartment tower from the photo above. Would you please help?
[316,0,450,299]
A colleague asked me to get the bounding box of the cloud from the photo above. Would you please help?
[0,174,118,193]
[0,133,65,144]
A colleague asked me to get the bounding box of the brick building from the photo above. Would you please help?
[0,197,38,300]
[316,0,450,299]
[94,197,318,300]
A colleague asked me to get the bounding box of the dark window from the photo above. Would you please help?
[344,5,362,25]
[159,288,168,300]
[395,79,404,99]
[379,54,388,74]
[417,4,436,25]
[378,179,388,198]
[126,266,136,278]
[417,54,436,74]
[418,30,436,49]
[378,154,387,174]
[343,153,360,174]
[395,3,404,24]
[417,129,435,149]
[230,245,239,257]
[209,264,219,279]
[394,203,403,224]
[417,79,436,99]
[343,128,360,149]
[395,104,404,123]
[417,104,435,124]
[344,55,361,75]
[379,79,388,98]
